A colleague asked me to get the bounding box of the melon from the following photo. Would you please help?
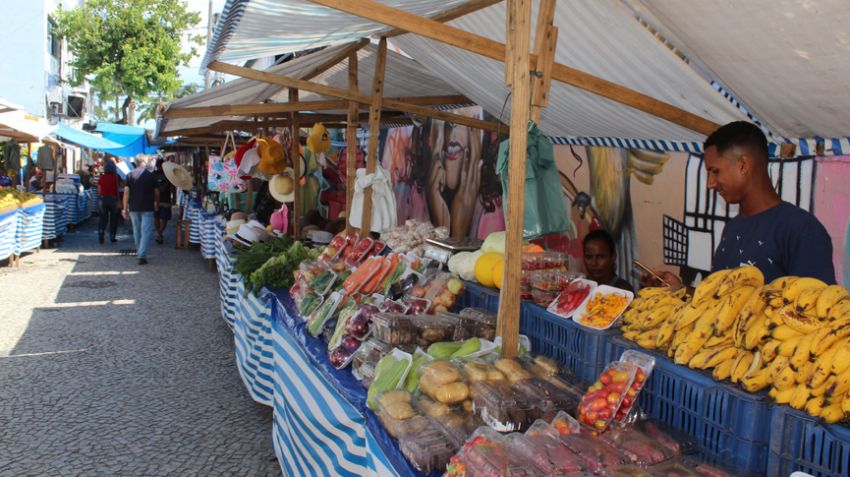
[493,258,505,289]
[474,252,504,288]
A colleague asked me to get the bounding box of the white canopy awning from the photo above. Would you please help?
[160,42,465,135]
[0,109,57,143]
[196,0,850,154]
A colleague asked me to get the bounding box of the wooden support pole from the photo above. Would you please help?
[208,61,501,131]
[305,0,720,135]
[289,88,301,240]
[359,37,388,237]
[345,50,359,235]
[531,0,557,123]
[498,0,531,359]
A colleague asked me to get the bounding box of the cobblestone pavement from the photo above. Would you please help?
[0,218,282,477]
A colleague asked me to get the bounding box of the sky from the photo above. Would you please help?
[178,0,227,89]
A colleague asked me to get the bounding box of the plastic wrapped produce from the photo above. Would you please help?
[522,421,584,474]
[634,419,698,456]
[351,338,392,386]
[614,350,656,424]
[601,427,676,466]
[460,360,506,383]
[306,291,344,337]
[376,390,424,438]
[398,420,458,474]
[456,427,510,476]
[512,379,557,423]
[414,313,462,347]
[558,432,629,473]
[371,312,416,345]
[576,361,637,431]
[418,360,470,405]
[458,308,498,341]
[470,379,529,432]
[676,456,737,477]
[367,349,412,410]
[344,304,379,340]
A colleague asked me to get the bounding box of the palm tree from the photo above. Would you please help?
[137,83,200,123]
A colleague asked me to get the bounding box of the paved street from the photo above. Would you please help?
[0,218,281,477]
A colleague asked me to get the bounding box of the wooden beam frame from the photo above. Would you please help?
[305,0,720,135]
[161,111,406,138]
[359,37,388,237]
[290,89,301,240]
[208,61,501,131]
[385,0,503,38]
[345,50,359,235]
[497,0,531,359]
[530,0,557,123]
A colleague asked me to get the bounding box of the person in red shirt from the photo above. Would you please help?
[98,158,122,243]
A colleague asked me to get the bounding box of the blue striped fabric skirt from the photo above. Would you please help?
[15,203,44,254]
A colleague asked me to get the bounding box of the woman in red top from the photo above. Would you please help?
[98,159,122,243]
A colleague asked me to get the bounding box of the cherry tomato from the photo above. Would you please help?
[606,392,621,405]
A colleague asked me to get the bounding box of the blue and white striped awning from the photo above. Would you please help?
[201,0,474,69]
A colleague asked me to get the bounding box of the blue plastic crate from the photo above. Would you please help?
[519,303,614,384]
[604,335,771,475]
[768,404,850,477]
[459,281,501,313]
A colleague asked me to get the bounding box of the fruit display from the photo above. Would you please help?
[622,264,850,424]
[0,188,42,210]
[615,350,655,423]
[573,285,633,329]
[577,361,637,431]
[418,360,470,406]
[547,279,596,318]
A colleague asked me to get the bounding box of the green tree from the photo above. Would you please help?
[56,0,202,125]
[137,82,199,123]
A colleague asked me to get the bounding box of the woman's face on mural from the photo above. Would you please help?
[584,240,616,282]
[444,124,468,190]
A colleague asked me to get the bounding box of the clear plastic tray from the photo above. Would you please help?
[547,278,597,319]
[572,285,634,330]
[371,312,416,346]
[577,361,637,432]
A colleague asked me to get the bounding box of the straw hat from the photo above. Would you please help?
[269,167,295,203]
[257,137,287,174]
[162,161,193,190]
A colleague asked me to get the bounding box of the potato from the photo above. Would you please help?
[434,382,470,404]
[383,401,416,420]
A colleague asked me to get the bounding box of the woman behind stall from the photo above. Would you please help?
[582,229,634,292]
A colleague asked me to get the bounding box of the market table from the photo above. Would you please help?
[38,193,70,240]
[15,201,45,254]
[0,208,16,260]
[199,211,219,259]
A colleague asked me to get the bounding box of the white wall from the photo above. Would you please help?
[0,1,47,116]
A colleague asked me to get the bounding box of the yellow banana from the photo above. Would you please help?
[692,269,731,303]
[773,386,797,404]
[783,277,828,306]
[842,393,850,414]
[637,286,670,299]
[635,329,660,350]
[812,322,850,356]
[740,366,773,392]
[669,322,694,357]
[809,339,848,388]
[704,334,733,348]
[805,396,825,417]
[779,305,823,334]
[674,320,715,365]
[796,361,813,384]
[825,368,850,398]
[761,339,782,362]
[714,286,757,334]
[675,300,711,331]
[817,286,849,320]
[770,324,804,341]
[731,352,755,383]
[716,265,764,297]
[789,333,814,371]
[828,298,850,325]
[790,384,811,410]
[820,403,845,423]
[734,288,769,347]
[795,287,825,316]
[770,276,799,289]
[833,341,850,375]
[641,304,675,329]
[773,365,797,391]
[713,359,735,381]
[744,314,769,350]
[762,286,786,309]
[694,346,738,370]
[656,317,677,349]
[777,334,804,357]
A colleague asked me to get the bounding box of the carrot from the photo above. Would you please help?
[361,256,390,294]
[343,257,381,294]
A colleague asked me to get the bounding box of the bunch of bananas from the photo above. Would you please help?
[0,188,39,209]
[621,286,690,349]
[622,264,850,423]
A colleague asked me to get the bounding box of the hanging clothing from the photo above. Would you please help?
[36,145,55,170]
[2,141,21,172]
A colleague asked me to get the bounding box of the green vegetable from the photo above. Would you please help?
[367,354,410,410]
[404,353,430,393]
[427,341,463,359]
[328,304,357,350]
[450,337,481,358]
[233,236,293,279]
[247,241,322,294]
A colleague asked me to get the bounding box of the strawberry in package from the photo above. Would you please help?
[600,426,676,466]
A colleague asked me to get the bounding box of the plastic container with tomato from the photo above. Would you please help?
[614,350,656,424]
[577,361,637,432]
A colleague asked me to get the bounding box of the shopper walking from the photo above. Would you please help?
[153,158,174,244]
[122,155,159,265]
[97,159,122,243]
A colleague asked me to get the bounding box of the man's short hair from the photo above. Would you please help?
[583,229,616,255]
[704,121,769,161]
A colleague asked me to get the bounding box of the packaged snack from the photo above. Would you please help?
[601,426,676,466]
[306,291,343,337]
[398,419,457,474]
[577,361,637,432]
[547,279,597,319]
[458,307,498,341]
[573,285,634,330]
[470,379,529,432]
[351,338,392,386]
[615,350,656,424]
[367,349,412,410]
[371,312,416,346]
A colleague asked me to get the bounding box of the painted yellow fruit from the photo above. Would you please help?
[493,258,505,289]
[474,252,504,288]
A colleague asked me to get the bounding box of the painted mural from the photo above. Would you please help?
[380,106,506,239]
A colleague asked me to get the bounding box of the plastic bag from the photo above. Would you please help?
[496,122,570,239]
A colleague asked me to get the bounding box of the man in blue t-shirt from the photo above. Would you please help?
[656,121,835,286]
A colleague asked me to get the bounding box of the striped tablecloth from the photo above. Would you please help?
[15,202,44,254]
[231,278,275,407]
[87,188,100,215]
[0,208,17,260]
[40,194,70,240]
[200,212,217,259]
[187,201,202,244]
[216,235,238,329]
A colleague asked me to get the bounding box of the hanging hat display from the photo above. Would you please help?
[257,137,287,174]
[269,204,289,235]
[269,167,295,203]
[306,123,331,154]
[162,162,193,191]
[234,139,256,180]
